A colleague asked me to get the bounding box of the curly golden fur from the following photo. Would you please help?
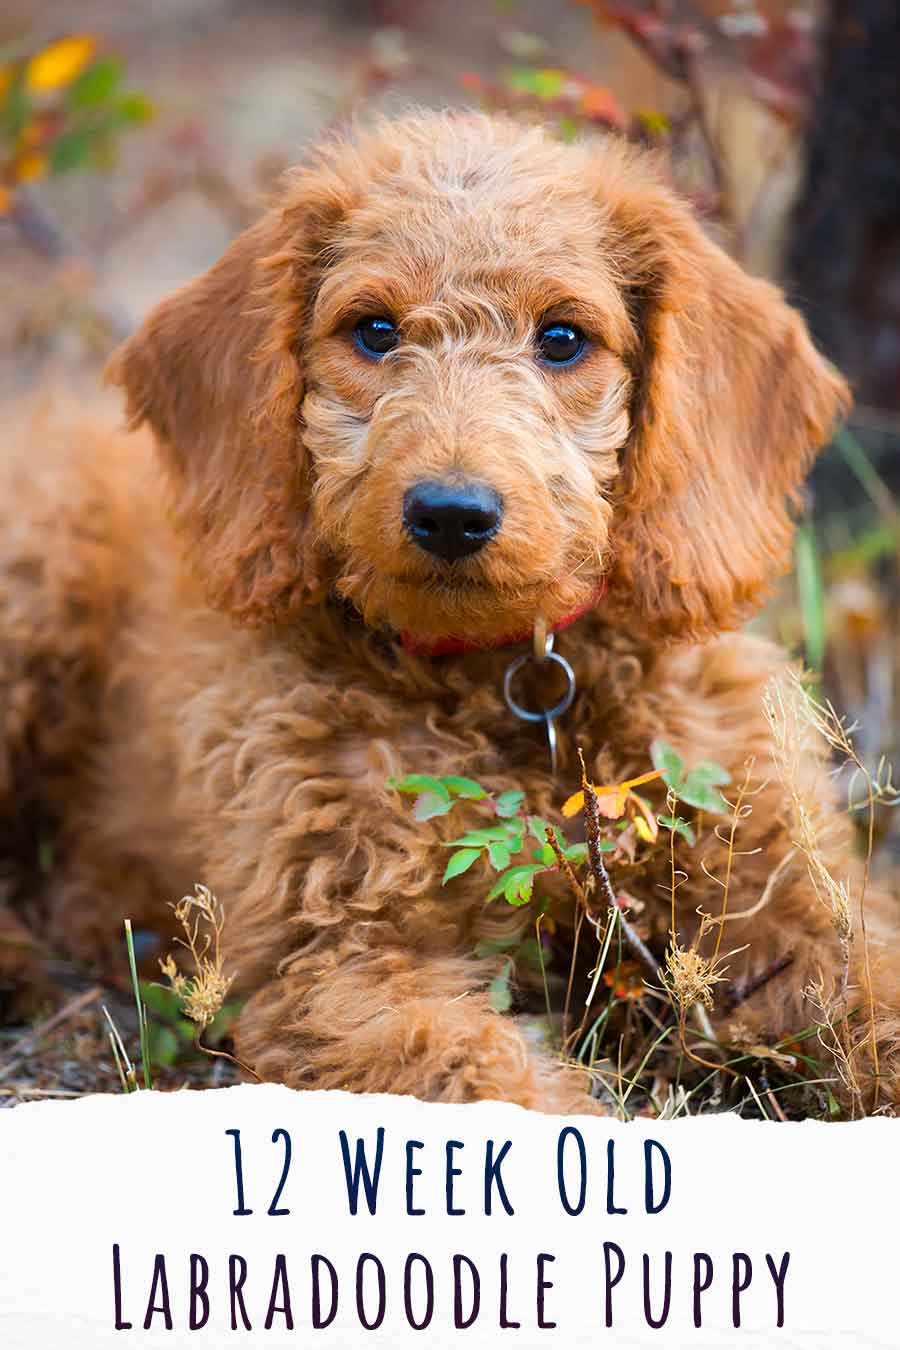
[1,112,898,1111]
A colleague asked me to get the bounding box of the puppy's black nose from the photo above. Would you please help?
[403,481,503,563]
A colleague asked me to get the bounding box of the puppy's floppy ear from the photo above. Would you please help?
[106,201,329,625]
[600,156,850,639]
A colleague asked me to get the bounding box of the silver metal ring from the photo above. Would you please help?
[503,649,576,724]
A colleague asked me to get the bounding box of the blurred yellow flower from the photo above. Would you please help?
[15,151,48,182]
[24,35,96,92]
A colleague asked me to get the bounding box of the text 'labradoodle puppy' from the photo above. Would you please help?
[2,113,898,1113]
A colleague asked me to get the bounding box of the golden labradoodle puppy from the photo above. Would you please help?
[1,113,898,1111]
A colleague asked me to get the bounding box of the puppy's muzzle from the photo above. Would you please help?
[403,480,503,563]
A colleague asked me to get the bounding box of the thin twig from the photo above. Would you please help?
[544,826,587,909]
[577,750,659,977]
[194,1033,261,1083]
[711,759,755,964]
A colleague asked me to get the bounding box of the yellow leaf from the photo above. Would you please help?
[563,770,663,821]
[621,769,665,791]
[0,185,13,215]
[629,791,660,843]
[25,35,97,92]
[15,151,48,182]
[633,812,656,844]
[594,785,628,819]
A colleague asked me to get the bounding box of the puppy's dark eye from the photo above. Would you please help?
[354,316,399,357]
[537,323,585,366]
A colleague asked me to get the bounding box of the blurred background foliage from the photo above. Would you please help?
[1,0,897,871]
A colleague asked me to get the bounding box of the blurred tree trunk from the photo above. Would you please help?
[788,0,900,415]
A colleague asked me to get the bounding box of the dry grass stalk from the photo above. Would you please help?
[763,672,853,950]
[662,939,727,1013]
[659,778,755,1080]
[160,883,234,1031]
[763,669,886,1105]
[701,758,761,965]
[160,883,262,1081]
[804,977,863,1114]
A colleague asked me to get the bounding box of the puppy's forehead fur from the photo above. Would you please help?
[307,117,632,349]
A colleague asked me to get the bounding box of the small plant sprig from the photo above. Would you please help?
[390,740,731,914]
[0,34,153,212]
[106,891,252,1090]
[159,884,260,1081]
[160,885,234,1031]
[388,773,589,907]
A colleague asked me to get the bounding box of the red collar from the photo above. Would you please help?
[400,580,606,658]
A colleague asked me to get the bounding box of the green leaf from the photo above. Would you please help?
[149,1024,180,1067]
[536,843,556,866]
[88,129,116,171]
[676,781,728,814]
[474,933,520,957]
[488,962,514,1012]
[389,774,450,800]
[442,847,481,884]
[487,840,511,870]
[142,983,180,1020]
[685,760,731,788]
[651,738,684,787]
[657,814,696,845]
[557,114,579,142]
[49,129,93,173]
[516,936,543,966]
[440,775,488,799]
[115,92,155,125]
[563,842,589,864]
[69,55,122,107]
[486,863,542,904]
[414,791,454,821]
[1,75,31,139]
[506,66,564,100]
[495,790,525,818]
[38,834,54,873]
[502,822,526,853]
[528,816,566,852]
[506,873,537,905]
[443,826,512,847]
[795,521,826,671]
